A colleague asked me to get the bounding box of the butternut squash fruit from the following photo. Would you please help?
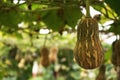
[74,17,104,69]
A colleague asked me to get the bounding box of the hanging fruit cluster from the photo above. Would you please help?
[74,0,104,69]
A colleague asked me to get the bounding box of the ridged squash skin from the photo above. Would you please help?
[74,17,104,69]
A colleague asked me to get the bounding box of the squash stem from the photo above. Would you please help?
[86,0,91,17]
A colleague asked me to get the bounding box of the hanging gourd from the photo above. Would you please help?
[40,46,50,67]
[111,39,120,66]
[96,65,106,80]
[49,46,58,64]
[74,0,104,69]
[111,36,120,80]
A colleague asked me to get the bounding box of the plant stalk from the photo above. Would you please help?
[43,34,47,47]
[86,0,91,17]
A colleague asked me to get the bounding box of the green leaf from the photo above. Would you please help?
[42,10,65,31]
[92,2,104,12]
[64,6,82,28]
[21,12,36,22]
[13,32,23,39]
[70,71,81,79]
[108,20,120,34]
[104,47,112,61]
[105,0,120,16]
[42,6,82,31]
[0,10,20,28]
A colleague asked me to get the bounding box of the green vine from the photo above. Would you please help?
[86,0,91,17]
[43,34,48,47]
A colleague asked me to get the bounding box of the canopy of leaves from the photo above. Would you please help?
[0,0,120,80]
[0,0,120,34]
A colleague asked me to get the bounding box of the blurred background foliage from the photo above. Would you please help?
[0,0,120,80]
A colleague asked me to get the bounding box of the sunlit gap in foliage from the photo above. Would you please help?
[81,6,101,17]
[62,31,68,36]
[39,28,51,34]
[18,22,29,28]
[13,0,25,4]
